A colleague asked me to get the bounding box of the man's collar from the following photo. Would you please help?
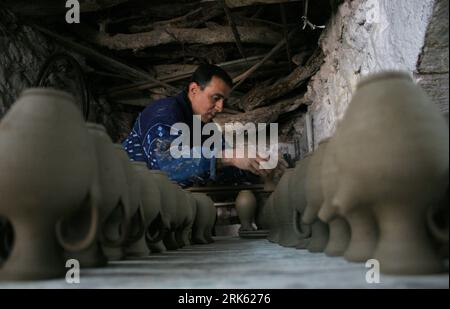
[178,90,194,119]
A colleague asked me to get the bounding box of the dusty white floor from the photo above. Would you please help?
[0,236,448,289]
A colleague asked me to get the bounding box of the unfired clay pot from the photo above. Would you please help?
[306,220,329,253]
[343,208,378,262]
[148,171,178,250]
[101,145,145,261]
[255,192,271,230]
[265,195,280,243]
[0,218,13,267]
[165,182,188,249]
[303,140,329,225]
[64,123,128,268]
[175,189,196,247]
[324,217,351,257]
[318,134,341,223]
[333,72,449,274]
[315,136,351,256]
[426,186,449,259]
[125,162,163,257]
[192,193,215,244]
[148,240,167,253]
[235,190,257,232]
[289,156,312,249]
[204,196,216,243]
[113,145,144,243]
[0,88,99,280]
[301,146,330,253]
[273,169,304,247]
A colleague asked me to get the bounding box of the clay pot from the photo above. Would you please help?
[333,72,449,274]
[313,136,351,256]
[167,182,187,249]
[0,88,98,280]
[192,193,214,244]
[301,144,331,253]
[289,156,312,249]
[192,193,209,244]
[186,191,198,245]
[265,195,280,243]
[255,192,271,230]
[147,171,178,250]
[125,162,163,257]
[343,208,378,262]
[64,123,128,268]
[306,220,329,253]
[303,139,330,225]
[113,145,144,243]
[204,195,216,243]
[235,190,257,232]
[318,134,341,223]
[426,186,449,259]
[102,246,125,261]
[324,217,351,257]
[273,169,304,247]
[0,217,13,266]
[175,189,197,247]
[148,240,167,253]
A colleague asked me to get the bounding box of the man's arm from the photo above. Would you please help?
[142,122,215,187]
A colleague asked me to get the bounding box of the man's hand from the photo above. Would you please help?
[219,151,289,177]
[273,157,289,178]
[219,155,270,177]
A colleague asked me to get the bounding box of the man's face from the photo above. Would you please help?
[189,76,231,123]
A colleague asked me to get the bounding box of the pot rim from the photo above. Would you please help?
[21,87,75,102]
[357,71,412,90]
[148,169,168,176]
[86,122,106,132]
[131,161,147,166]
[112,143,126,150]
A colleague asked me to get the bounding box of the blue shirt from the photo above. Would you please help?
[122,91,217,187]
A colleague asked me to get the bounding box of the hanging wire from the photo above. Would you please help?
[301,0,326,30]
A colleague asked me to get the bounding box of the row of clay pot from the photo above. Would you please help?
[260,72,449,275]
[0,88,217,281]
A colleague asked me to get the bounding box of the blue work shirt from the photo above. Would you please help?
[122,91,260,188]
[122,91,218,187]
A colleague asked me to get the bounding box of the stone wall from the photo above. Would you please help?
[0,6,61,118]
[300,0,444,148]
[416,0,449,117]
[0,6,119,140]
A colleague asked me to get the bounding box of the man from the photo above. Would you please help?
[122,64,284,187]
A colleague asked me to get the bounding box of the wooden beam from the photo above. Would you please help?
[1,0,130,16]
[239,48,323,111]
[221,0,247,59]
[214,95,307,128]
[79,0,130,12]
[105,55,266,97]
[201,0,302,8]
[110,98,151,107]
[129,4,224,33]
[33,24,180,92]
[77,25,282,50]
[232,27,299,89]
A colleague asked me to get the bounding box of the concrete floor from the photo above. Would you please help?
[0,236,448,289]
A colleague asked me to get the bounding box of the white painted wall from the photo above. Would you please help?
[305,0,435,148]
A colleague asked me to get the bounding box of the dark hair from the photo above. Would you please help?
[188,64,233,90]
